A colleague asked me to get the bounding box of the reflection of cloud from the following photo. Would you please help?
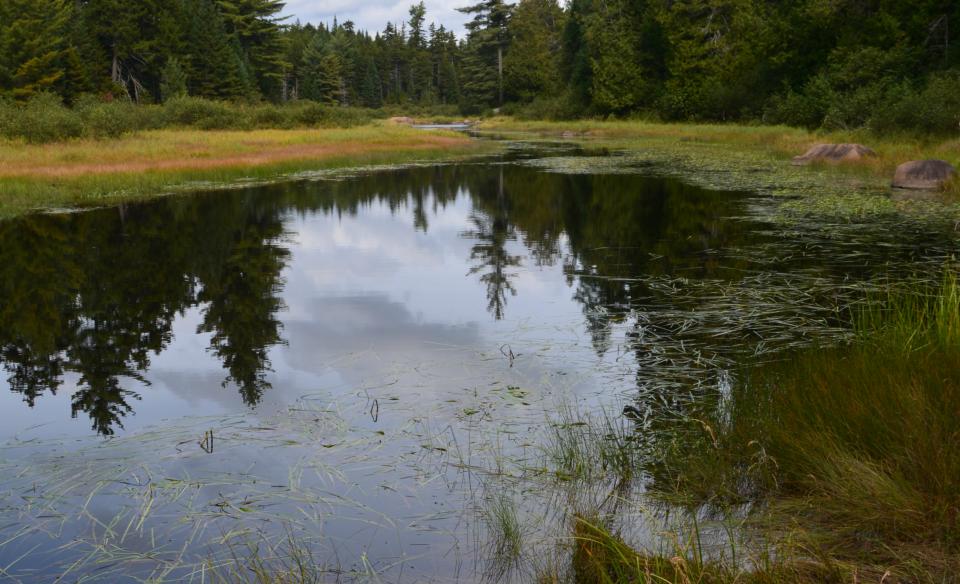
[282,0,470,37]
[285,294,480,363]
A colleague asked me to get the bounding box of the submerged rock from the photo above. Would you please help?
[892,160,957,190]
[791,143,876,166]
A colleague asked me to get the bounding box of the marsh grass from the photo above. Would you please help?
[656,273,960,580]
[482,492,528,581]
[545,405,640,488]
[481,118,960,201]
[561,513,849,584]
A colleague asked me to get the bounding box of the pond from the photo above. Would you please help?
[0,142,956,582]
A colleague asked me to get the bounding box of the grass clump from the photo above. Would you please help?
[545,405,640,487]
[655,273,960,579]
[564,515,838,584]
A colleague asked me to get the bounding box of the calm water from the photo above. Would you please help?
[0,145,955,581]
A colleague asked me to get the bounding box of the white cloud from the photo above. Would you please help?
[281,0,471,37]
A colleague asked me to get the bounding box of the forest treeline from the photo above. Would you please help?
[1,0,959,134]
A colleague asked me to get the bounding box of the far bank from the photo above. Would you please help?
[0,124,487,220]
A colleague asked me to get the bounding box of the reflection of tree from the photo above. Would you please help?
[463,212,522,320]
[197,203,289,406]
[461,167,522,320]
[0,194,291,434]
[68,318,145,436]
[0,160,859,435]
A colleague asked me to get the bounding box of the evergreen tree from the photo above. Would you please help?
[458,0,514,108]
[183,0,247,99]
[160,57,188,101]
[300,36,342,104]
[503,0,564,103]
[215,0,289,99]
[358,56,382,107]
[0,0,69,99]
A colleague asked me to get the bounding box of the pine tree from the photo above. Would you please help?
[215,0,289,99]
[458,0,514,108]
[503,0,564,102]
[160,57,188,101]
[0,0,69,99]
[358,56,382,107]
[300,36,341,104]
[183,0,247,99]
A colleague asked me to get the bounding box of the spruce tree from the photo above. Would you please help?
[215,0,289,99]
[503,0,564,102]
[457,0,513,108]
[0,0,69,99]
[183,0,246,99]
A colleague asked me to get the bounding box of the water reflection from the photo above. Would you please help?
[0,160,931,436]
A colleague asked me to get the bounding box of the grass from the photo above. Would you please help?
[0,123,489,219]
[479,117,960,200]
[651,272,960,581]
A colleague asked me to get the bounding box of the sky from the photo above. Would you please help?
[280,0,471,37]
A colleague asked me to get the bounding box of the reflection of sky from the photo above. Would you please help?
[0,191,595,441]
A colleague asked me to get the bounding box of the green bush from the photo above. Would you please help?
[870,72,960,137]
[248,104,294,129]
[75,96,159,138]
[0,95,380,143]
[161,96,241,130]
[0,93,84,143]
[505,93,582,120]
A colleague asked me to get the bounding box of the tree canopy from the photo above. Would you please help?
[0,0,957,133]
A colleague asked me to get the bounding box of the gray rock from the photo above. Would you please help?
[891,160,957,190]
[791,143,876,166]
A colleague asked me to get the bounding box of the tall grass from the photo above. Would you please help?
[658,273,960,578]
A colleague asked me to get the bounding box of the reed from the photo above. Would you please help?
[658,273,960,580]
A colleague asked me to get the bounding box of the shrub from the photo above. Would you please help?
[161,96,240,130]
[506,93,583,120]
[0,93,84,143]
[870,72,960,137]
[75,96,156,138]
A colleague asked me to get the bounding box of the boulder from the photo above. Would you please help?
[891,160,957,190]
[791,143,876,166]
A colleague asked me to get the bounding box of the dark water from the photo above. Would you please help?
[0,148,955,581]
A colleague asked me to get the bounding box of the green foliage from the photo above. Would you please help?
[458,0,514,110]
[869,72,960,137]
[299,37,341,104]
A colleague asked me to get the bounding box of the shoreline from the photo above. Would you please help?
[478,117,960,198]
[0,124,488,220]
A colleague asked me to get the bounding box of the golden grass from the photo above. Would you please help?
[0,124,470,178]
[0,123,487,219]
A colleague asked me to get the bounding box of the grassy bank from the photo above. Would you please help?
[479,118,960,200]
[0,124,487,219]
